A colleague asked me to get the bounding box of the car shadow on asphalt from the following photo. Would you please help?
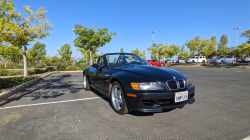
[0,74,78,107]
[90,88,176,116]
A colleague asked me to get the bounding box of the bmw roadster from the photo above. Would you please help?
[83,53,195,114]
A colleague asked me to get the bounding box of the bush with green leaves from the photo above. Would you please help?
[79,64,90,70]
[0,76,39,89]
[27,69,44,75]
[66,65,77,71]
[0,69,22,76]
[57,65,66,71]
[44,67,55,72]
[0,69,9,76]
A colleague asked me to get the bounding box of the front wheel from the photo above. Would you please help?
[83,73,90,91]
[220,60,224,64]
[161,63,164,67]
[110,81,129,115]
[232,60,235,64]
[150,64,153,66]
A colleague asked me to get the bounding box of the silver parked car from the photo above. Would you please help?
[209,55,236,64]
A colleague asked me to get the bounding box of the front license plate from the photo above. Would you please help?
[175,91,188,103]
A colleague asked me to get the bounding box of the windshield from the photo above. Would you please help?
[190,56,195,58]
[105,53,148,66]
[215,56,224,59]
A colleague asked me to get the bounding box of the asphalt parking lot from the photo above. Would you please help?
[0,67,250,140]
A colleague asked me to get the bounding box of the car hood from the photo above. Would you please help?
[109,65,188,81]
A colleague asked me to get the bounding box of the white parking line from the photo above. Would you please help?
[0,96,105,110]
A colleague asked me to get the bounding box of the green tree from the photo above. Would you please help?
[77,47,99,64]
[217,34,229,55]
[6,45,23,68]
[164,44,180,62]
[185,35,201,56]
[0,0,53,77]
[199,35,217,57]
[178,44,189,58]
[141,50,146,60]
[241,29,250,41]
[120,47,124,53]
[131,48,142,57]
[51,55,59,66]
[0,44,9,68]
[236,42,250,57]
[73,24,116,65]
[28,42,47,66]
[57,44,72,66]
[147,43,159,60]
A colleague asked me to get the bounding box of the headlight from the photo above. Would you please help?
[186,79,192,87]
[130,82,164,90]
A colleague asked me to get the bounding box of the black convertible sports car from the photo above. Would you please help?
[83,53,195,114]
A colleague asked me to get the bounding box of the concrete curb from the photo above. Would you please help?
[0,72,54,101]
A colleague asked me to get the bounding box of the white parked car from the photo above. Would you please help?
[243,57,250,62]
[177,59,186,63]
[186,56,206,63]
[209,55,236,64]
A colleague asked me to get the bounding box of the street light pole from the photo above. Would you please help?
[72,29,75,66]
[234,27,241,57]
[152,30,156,43]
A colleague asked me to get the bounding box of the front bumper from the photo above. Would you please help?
[124,85,195,113]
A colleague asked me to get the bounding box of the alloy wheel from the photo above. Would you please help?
[83,75,86,89]
[111,85,123,111]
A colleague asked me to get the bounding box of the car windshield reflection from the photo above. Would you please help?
[105,53,147,66]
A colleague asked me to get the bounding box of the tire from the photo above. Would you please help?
[161,64,164,67]
[83,73,90,91]
[220,60,224,64]
[232,60,235,64]
[202,60,205,63]
[150,64,153,66]
[110,81,129,115]
[192,60,195,63]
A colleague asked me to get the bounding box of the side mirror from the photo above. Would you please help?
[92,64,99,68]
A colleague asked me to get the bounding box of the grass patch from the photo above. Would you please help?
[0,76,39,91]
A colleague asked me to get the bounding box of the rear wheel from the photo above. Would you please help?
[232,60,235,64]
[161,63,164,67]
[150,64,153,66]
[110,81,129,115]
[192,60,195,63]
[202,60,205,63]
[220,60,224,64]
[83,73,90,91]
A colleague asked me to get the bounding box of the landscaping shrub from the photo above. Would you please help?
[34,68,44,74]
[0,69,22,76]
[79,64,90,70]
[0,76,39,89]
[28,69,36,75]
[66,65,77,71]
[57,65,66,71]
[44,67,55,72]
[0,69,9,76]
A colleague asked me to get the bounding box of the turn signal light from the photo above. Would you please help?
[130,82,140,90]
[127,93,137,97]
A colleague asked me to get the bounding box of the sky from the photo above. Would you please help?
[12,0,250,60]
